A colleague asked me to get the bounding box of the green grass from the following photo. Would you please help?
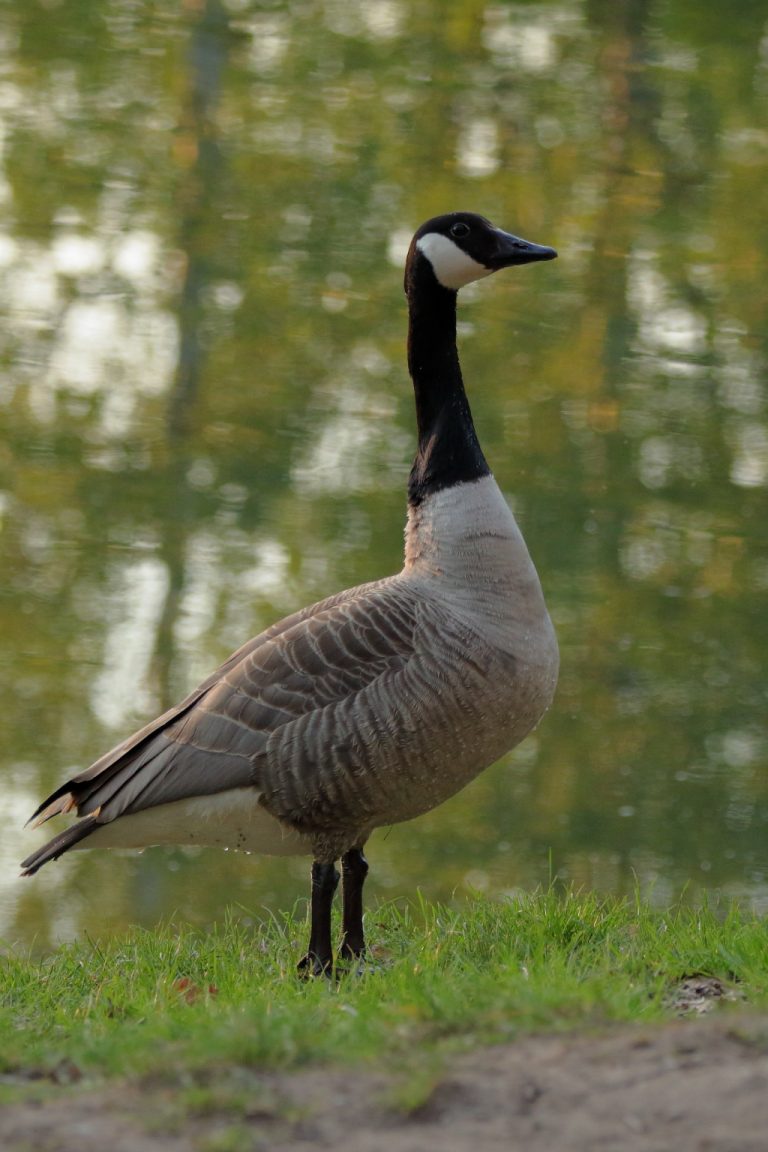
[1,891,767,1089]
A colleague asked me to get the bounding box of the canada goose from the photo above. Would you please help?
[22,212,559,975]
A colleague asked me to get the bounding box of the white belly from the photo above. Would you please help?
[80,789,313,856]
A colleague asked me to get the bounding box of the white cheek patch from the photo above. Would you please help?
[416,232,493,290]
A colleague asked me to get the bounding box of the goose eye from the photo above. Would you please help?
[450,222,470,238]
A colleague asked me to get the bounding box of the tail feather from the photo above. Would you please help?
[20,813,102,876]
[27,792,77,829]
[26,783,80,828]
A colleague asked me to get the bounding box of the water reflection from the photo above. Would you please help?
[1,0,767,947]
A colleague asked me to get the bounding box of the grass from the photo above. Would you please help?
[1,890,767,1092]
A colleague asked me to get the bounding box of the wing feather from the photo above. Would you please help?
[28,577,419,835]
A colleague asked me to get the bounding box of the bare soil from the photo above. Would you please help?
[3,1011,768,1151]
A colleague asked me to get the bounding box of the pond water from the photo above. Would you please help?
[2,0,767,948]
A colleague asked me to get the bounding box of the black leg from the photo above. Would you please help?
[297,860,339,978]
[339,847,369,964]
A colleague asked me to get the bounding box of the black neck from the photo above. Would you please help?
[406,257,489,506]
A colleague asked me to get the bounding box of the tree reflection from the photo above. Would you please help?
[1,0,767,945]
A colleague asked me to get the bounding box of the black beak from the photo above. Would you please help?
[486,229,557,269]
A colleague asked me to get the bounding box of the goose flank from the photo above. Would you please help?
[22,212,559,976]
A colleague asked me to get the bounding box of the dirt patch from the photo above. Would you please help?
[3,1011,768,1151]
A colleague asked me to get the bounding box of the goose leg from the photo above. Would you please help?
[297,860,339,977]
[339,847,369,965]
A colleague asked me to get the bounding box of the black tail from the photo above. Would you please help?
[20,814,101,876]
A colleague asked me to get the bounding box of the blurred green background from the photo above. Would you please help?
[2,0,767,947]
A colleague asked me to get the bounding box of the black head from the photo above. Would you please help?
[405,211,556,294]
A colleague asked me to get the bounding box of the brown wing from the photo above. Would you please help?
[25,576,418,833]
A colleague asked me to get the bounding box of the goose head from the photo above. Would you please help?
[405,211,557,294]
